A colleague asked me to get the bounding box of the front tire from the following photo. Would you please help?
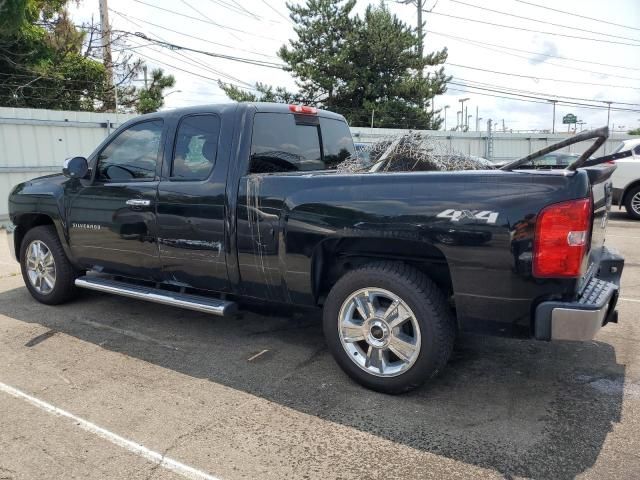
[323,262,455,394]
[20,225,79,305]
[624,185,640,220]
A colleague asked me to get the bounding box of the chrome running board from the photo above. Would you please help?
[75,276,236,316]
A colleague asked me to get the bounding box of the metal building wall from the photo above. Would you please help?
[350,127,631,162]
[0,107,634,221]
[0,107,136,220]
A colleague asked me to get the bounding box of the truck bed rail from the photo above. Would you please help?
[499,126,609,172]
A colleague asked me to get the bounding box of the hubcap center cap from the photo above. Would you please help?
[364,318,390,347]
[371,325,384,339]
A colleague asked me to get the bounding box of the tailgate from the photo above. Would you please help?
[582,165,616,291]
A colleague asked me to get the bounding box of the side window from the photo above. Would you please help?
[250,113,322,173]
[634,145,640,156]
[172,114,221,180]
[97,120,163,182]
[320,117,355,169]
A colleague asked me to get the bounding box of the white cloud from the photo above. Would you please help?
[69,0,640,132]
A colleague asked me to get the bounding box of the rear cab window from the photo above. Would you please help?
[249,112,354,173]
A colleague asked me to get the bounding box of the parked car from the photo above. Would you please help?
[610,138,640,220]
[6,104,624,393]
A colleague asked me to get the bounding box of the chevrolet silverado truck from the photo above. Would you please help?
[6,103,624,393]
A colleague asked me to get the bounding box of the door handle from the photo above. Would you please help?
[126,199,151,207]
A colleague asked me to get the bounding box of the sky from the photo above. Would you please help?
[68,0,640,133]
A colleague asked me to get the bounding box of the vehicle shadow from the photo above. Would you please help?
[0,286,625,480]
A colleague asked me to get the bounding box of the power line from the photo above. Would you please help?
[131,0,280,41]
[449,0,640,44]
[444,86,640,114]
[515,0,640,32]
[446,62,640,90]
[125,37,252,88]
[205,0,263,21]
[424,10,640,47]
[109,9,280,60]
[131,49,258,91]
[427,30,640,72]
[179,0,241,41]
[122,32,285,69]
[259,0,293,23]
[429,31,640,82]
[112,10,254,87]
[451,77,640,107]
[448,81,640,113]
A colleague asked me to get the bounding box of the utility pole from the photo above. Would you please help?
[371,109,375,129]
[443,105,449,131]
[143,65,148,89]
[459,97,469,130]
[475,105,479,131]
[99,0,115,111]
[548,100,557,133]
[604,101,612,129]
[398,1,425,59]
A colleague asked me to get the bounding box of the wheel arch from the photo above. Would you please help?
[13,213,70,262]
[621,179,640,207]
[312,236,453,306]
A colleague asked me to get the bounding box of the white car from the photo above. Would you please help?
[611,138,640,220]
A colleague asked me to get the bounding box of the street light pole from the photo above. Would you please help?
[443,105,450,131]
[459,97,469,131]
[603,100,612,154]
[604,101,612,128]
[548,100,557,133]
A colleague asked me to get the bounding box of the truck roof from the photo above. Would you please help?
[126,102,346,123]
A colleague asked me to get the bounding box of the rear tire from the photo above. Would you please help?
[624,185,640,220]
[323,262,455,394]
[20,225,79,305]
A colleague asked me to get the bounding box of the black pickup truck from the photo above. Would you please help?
[7,103,624,393]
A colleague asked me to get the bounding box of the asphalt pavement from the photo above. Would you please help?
[0,211,639,480]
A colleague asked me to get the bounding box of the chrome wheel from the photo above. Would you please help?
[338,288,421,377]
[25,240,56,295]
[632,192,640,215]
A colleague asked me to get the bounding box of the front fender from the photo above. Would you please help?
[9,175,75,264]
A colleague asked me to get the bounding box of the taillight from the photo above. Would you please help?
[532,198,592,278]
[289,104,317,114]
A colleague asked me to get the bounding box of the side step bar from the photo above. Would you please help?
[75,276,237,316]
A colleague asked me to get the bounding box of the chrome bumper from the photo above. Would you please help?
[5,222,17,262]
[534,249,624,341]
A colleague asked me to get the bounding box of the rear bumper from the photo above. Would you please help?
[534,248,624,341]
[5,222,17,262]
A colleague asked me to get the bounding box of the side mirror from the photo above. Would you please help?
[63,156,89,179]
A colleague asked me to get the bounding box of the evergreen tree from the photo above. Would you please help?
[220,0,450,129]
[0,0,177,113]
[135,69,176,114]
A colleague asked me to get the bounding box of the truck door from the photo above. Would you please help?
[66,119,164,278]
[156,113,229,292]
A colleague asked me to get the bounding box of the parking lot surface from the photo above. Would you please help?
[1,212,639,480]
